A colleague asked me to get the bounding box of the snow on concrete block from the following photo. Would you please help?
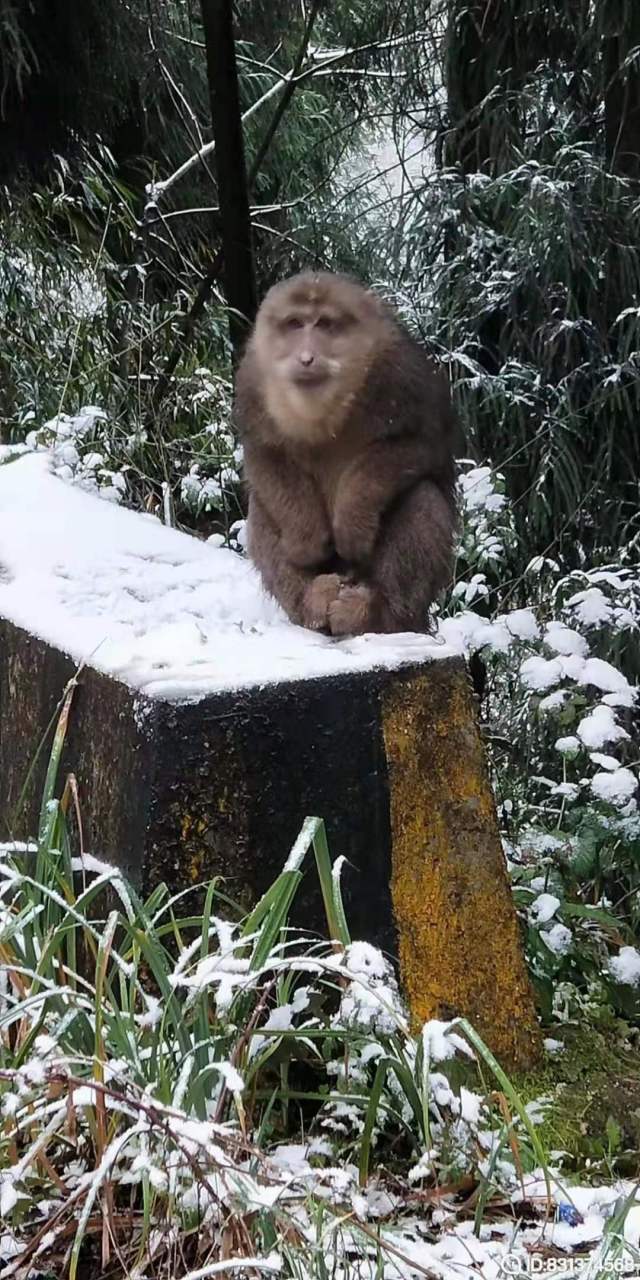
[0,453,540,1068]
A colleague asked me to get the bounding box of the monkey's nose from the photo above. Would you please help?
[299,350,314,367]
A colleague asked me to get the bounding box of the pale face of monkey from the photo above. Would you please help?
[266,308,347,389]
[251,274,389,442]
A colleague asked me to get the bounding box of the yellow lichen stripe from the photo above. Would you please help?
[381,662,541,1072]
[170,770,252,903]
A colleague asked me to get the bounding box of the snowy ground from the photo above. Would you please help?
[0,450,456,701]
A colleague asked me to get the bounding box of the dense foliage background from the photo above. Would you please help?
[1,4,640,1274]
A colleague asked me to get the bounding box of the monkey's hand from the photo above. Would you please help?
[282,527,334,569]
[328,583,378,637]
[303,573,344,630]
[332,509,380,567]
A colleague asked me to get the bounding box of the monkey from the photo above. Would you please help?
[232,271,458,636]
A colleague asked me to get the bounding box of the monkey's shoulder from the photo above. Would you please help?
[232,349,271,443]
[358,331,451,440]
[368,327,449,394]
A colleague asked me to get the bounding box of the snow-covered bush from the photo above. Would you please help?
[446,464,640,1020]
[0,155,243,536]
[24,369,243,537]
[401,137,640,560]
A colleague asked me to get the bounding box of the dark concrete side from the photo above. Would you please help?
[0,620,156,883]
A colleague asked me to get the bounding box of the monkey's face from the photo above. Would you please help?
[253,274,385,440]
[260,298,358,396]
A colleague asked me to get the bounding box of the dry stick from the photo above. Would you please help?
[0,1070,258,1278]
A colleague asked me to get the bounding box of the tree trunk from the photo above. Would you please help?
[604,1,640,179]
[444,0,520,176]
[601,3,640,336]
[444,0,590,175]
[199,0,257,364]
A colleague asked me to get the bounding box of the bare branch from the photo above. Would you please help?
[150,75,290,198]
[150,28,431,201]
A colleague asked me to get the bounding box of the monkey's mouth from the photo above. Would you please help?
[290,368,330,388]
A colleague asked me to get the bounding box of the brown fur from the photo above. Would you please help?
[233,271,458,636]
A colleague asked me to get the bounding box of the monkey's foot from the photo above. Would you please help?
[328,583,377,636]
[304,573,344,630]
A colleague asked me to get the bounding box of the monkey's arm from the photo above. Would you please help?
[244,441,333,568]
[333,435,438,565]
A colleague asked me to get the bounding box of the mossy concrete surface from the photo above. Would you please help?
[0,618,539,1069]
[383,667,541,1071]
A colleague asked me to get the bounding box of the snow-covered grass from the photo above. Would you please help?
[2,701,640,1279]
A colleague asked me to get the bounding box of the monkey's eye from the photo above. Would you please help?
[281,315,304,331]
[316,314,336,332]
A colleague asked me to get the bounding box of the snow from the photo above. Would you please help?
[211,1062,245,1094]
[422,1020,475,1063]
[544,1038,564,1054]
[282,815,321,872]
[542,923,572,956]
[504,608,540,640]
[520,655,563,691]
[0,452,456,702]
[529,893,561,924]
[581,656,634,694]
[459,465,506,513]
[180,1256,281,1277]
[438,610,513,655]
[173,918,252,1012]
[544,621,588,657]
[522,651,634,702]
[342,941,389,981]
[603,688,637,708]
[589,752,620,771]
[591,768,637,807]
[135,996,163,1030]
[552,780,580,800]
[71,852,123,878]
[0,1175,18,1217]
[331,943,404,1037]
[567,586,613,628]
[609,946,640,986]
[624,1205,640,1250]
[538,689,569,713]
[576,705,629,750]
